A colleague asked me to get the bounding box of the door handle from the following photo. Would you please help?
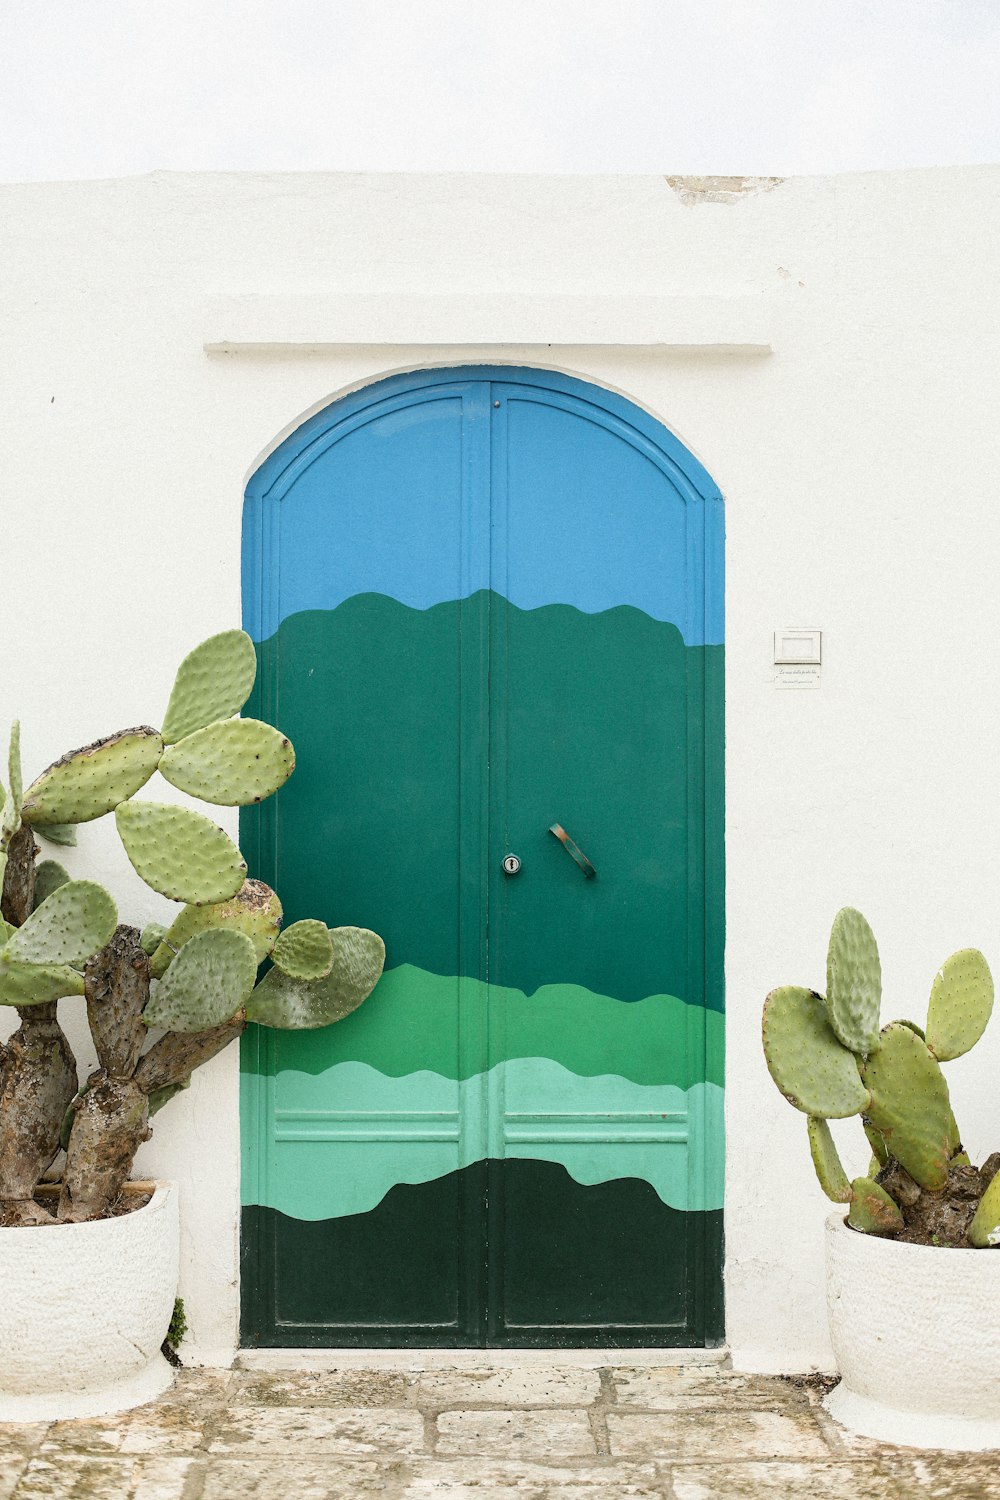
[548,824,597,879]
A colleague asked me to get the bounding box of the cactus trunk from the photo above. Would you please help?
[1,822,37,927]
[58,1076,150,1222]
[0,823,77,1223]
[134,1018,245,1094]
[0,1003,76,1224]
[85,926,150,1077]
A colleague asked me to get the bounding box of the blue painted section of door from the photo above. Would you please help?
[243,368,723,645]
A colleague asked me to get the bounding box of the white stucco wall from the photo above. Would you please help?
[2,167,999,1370]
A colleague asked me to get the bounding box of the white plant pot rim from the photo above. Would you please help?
[823,1211,1000,1451]
[0,1179,179,1422]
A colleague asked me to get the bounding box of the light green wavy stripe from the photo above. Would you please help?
[245,1058,724,1220]
[263,964,724,1090]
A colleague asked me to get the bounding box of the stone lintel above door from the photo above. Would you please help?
[202,293,775,355]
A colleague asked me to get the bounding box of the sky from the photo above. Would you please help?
[1,1,998,182]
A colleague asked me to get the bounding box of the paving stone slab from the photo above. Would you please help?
[208,1404,426,1457]
[879,1453,1000,1499]
[230,1368,412,1408]
[11,1455,198,1500]
[411,1368,602,1409]
[0,1455,30,1500]
[157,1368,234,1409]
[41,1404,205,1456]
[607,1409,830,1461]
[0,1426,48,1454]
[199,1458,402,1498]
[396,1459,667,1498]
[668,1460,899,1500]
[436,1410,597,1458]
[610,1368,809,1412]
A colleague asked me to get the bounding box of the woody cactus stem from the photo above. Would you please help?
[0,824,77,1225]
[59,926,153,1222]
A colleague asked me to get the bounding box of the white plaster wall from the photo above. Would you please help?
[2,168,999,1369]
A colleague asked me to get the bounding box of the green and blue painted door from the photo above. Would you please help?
[240,366,724,1347]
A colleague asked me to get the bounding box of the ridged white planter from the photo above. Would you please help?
[824,1212,1000,1450]
[0,1182,179,1421]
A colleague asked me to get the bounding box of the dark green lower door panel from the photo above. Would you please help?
[241,1165,723,1347]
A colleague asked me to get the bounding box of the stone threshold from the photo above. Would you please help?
[237,1346,728,1371]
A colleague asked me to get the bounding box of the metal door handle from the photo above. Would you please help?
[548,824,596,879]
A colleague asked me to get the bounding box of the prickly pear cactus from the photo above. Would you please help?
[143,927,258,1032]
[140,921,168,956]
[246,926,385,1029]
[925,948,994,1062]
[764,908,1000,1244]
[860,1023,954,1192]
[115,800,247,905]
[826,906,882,1055]
[0,627,385,1227]
[969,1171,1000,1248]
[2,880,116,967]
[159,719,295,806]
[32,860,70,910]
[161,629,257,745]
[148,879,283,977]
[807,1116,852,1203]
[847,1177,905,1234]
[271,919,334,981]
[761,985,871,1118]
[0,961,86,1007]
[21,728,163,826]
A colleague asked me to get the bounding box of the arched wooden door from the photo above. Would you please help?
[240,367,724,1347]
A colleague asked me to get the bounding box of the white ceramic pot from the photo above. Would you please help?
[0,1182,179,1421]
[824,1211,1000,1450]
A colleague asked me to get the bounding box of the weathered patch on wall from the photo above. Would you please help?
[665,174,784,206]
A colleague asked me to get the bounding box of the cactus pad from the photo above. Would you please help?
[8,719,22,812]
[1,762,20,845]
[863,1119,889,1167]
[159,718,295,806]
[161,630,257,745]
[21,727,163,826]
[0,961,86,1006]
[826,907,882,1055]
[115,800,247,905]
[245,926,385,1029]
[37,823,77,846]
[3,879,116,966]
[32,860,71,910]
[143,927,258,1032]
[148,879,282,977]
[807,1116,853,1202]
[862,1022,954,1191]
[140,921,168,956]
[925,948,994,1062]
[847,1177,905,1234]
[147,1076,191,1116]
[969,1172,1000,1247]
[762,985,871,1118]
[271,919,334,980]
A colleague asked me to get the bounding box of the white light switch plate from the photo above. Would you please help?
[773,629,822,665]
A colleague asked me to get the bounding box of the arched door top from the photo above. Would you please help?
[244,367,724,648]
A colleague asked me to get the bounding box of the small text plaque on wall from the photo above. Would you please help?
[774,629,821,689]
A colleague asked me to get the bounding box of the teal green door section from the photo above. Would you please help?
[240,367,725,1347]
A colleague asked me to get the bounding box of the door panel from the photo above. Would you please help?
[240,367,724,1348]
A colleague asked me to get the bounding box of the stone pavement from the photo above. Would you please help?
[0,1352,995,1498]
